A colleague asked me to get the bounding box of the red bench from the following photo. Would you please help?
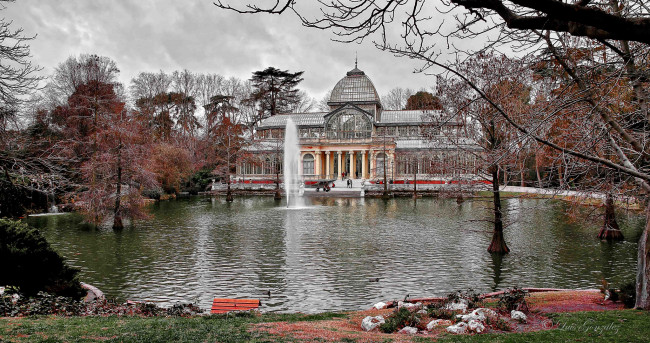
[211,298,261,314]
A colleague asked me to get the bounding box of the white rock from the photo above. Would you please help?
[511,310,527,323]
[444,299,468,312]
[446,322,468,334]
[361,315,385,331]
[373,302,387,310]
[456,309,486,322]
[468,319,485,333]
[426,319,454,330]
[417,309,428,315]
[0,286,4,295]
[81,282,105,303]
[398,326,418,334]
[475,308,498,318]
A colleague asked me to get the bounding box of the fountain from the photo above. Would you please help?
[283,118,305,208]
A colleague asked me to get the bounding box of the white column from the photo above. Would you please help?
[362,151,367,179]
[370,151,376,179]
[314,151,321,178]
[337,151,342,180]
[349,150,355,179]
[325,152,331,179]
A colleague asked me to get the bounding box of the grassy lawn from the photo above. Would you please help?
[0,312,346,343]
[1,310,649,342]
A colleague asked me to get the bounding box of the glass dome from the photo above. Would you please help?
[328,67,381,105]
[325,109,372,139]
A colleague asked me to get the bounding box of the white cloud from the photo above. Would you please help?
[5,0,437,101]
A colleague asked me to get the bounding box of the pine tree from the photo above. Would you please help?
[247,67,304,124]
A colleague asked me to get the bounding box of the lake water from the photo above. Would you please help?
[26,196,644,313]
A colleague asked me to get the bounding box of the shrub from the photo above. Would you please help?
[447,289,483,309]
[600,280,636,308]
[167,302,203,316]
[379,307,423,333]
[498,287,528,312]
[0,290,206,318]
[493,317,512,331]
[426,302,458,320]
[0,219,85,299]
[618,282,636,308]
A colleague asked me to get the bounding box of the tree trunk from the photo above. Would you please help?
[598,193,624,240]
[113,144,123,230]
[274,171,282,200]
[488,167,509,254]
[535,152,542,188]
[226,179,234,202]
[636,203,650,309]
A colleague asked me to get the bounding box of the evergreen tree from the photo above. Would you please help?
[247,67,304,124]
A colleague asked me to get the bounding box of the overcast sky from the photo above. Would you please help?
[5,0,438,101]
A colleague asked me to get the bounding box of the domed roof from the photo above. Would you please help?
[328,66,381,105]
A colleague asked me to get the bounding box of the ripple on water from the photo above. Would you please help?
[26,196,645,313]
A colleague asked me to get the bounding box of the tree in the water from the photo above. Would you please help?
[71,81,155,230]
[204,95,247,202]
[436,53,532,254]
[598,192,624,241]
[246,67,304,124]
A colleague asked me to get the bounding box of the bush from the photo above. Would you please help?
[167,302,203,317]
[618,282,636,308]
[498,287,529,312]
[0,219,85,299]
[0,290,205,318]
[379,307,423,333]
[142,187,163,200]
[426,302,458,320]
[447,289,483,309]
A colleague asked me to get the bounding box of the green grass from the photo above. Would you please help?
[0,312,346,343]
[1,310,649,342]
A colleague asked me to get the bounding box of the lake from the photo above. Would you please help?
[26,196,644,313]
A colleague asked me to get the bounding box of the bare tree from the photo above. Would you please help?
[47,54,120,106]
[130,71,172,105]
[288,90,317,113]
[381,87,413,110]
[0,0,41,111]
[316,90,332,112]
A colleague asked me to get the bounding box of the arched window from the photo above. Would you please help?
[326,110,372,139]
[303,154,314,176]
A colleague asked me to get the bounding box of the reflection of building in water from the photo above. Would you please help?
[238,65,483,184]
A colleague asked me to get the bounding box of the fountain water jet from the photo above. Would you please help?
[283,118,305,208]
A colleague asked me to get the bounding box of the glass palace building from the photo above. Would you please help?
[237,66,482,184]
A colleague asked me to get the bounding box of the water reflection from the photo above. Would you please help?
[25,196,645,313]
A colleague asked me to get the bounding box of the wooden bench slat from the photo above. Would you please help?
[212,305,259,309]
[210,298,261,314]
[213,298,260,304]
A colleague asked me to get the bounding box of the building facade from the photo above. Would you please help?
[237,66,482,185]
